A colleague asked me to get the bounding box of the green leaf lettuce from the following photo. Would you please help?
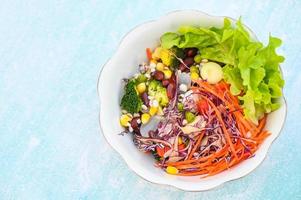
[160,18,284,124]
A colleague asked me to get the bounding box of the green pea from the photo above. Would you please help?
[194,54,202,64]
[177,103,184,112]
[190,66,199,73]
[185,111,196,123]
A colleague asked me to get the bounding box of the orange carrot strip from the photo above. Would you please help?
[176,152,229,170]
[178,170,210,176]
[187,132,204,160]
[205,160,229,177]
[176,161,212,170]
[237,118,247,137]
[146,48,152,60]
[167,144,229,166]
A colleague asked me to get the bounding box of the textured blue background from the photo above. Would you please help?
[1,0,300,199]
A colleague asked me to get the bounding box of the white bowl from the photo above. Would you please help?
[97,10,287,191]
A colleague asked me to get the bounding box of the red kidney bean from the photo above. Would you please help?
[186,48,198,57]
[170,73,176,83]
[153,71,164,81]
[184,57,194,67]
[167,83,175,99]
[162,79,169,87]
[134,129,141,135]
[141,92,149,106]
[131,117,140,130]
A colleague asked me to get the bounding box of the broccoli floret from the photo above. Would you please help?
[148,80,159,96]
[120,80,142,114]
[148,80,169,107]
[156,86,169,106]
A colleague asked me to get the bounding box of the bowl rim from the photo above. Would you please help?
[97,9,287,192]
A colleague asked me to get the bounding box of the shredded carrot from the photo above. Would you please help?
[167,144,229,167]
[187,132,204,160]
[146,48,152,60]
[237,118,247,137]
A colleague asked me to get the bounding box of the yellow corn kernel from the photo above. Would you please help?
[136,82,146,94]
[163,69,172,79]
[190,72,200,81]
[160,49,171,66]
[152,47,162,60]
[150,59,157,64]
[178,137,183,145]
[156,62,165,71]
[120,114,132,127]
[166,166,179,175]
[149,106,158,116]
[141,113,151,124]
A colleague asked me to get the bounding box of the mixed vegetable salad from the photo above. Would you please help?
[119,18,284,177]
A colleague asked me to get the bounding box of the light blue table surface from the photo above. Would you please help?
[1,0,301,199]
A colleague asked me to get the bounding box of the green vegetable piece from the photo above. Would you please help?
[156,87,169,106]
[169,58,180,69]
[185,111,196,123]
[223,65,244,95]
[177,103,184,112]
[148,80,169,107]
[160,33,181,49]
[171,46,185,58]
[136,74,147,83]
[120,80,142,114]
[194,54,202,63]
[169,47,185,69]
[148,80,160,96]
[190,66,199,73]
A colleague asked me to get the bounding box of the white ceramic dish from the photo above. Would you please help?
[97,10,287,191]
